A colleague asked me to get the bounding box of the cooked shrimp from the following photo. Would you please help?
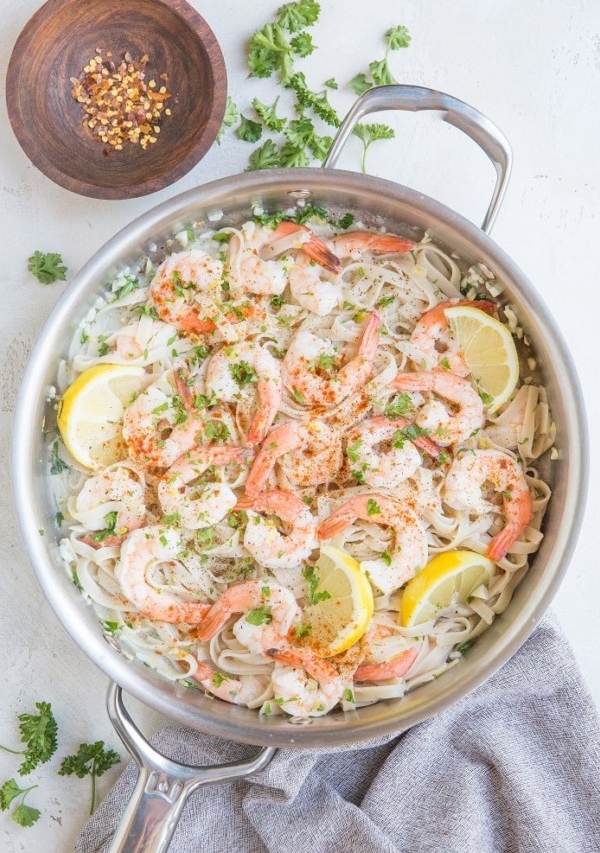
[195,580,300,647]
[70,463,146,541]
[149,250,224,335]
[282,310,381,409]
[331,230,415,259]
[122,385,204,469]
[158,446,251,529]
[317,493,428,594]
[261,220,341,274]
[245,420,343,497]
[205,342,283,445]
[193,662,269,707]
[443,448,533,560]
[269,655,345,717]
[409,298,496,374]
[115,526,210,623]
[345,415,440,490]
[354,645,420,683]
[289,254,341,316]
[391,369,485,446]
[236,490,317,571]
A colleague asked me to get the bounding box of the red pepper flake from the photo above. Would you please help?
[70,49,172,152]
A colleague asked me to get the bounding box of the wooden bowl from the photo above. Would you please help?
[6,0,227,199]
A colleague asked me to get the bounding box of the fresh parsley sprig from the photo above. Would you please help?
[27,251,67,285]
[353,123,396,173]
[349,24,412,94]
[224,1,412,172]
[0,701,58,776]
[0,780,41,827]
[58,741,121,815]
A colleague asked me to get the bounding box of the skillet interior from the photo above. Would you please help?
[11,168,588,747]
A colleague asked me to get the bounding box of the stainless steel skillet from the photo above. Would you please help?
[11,86,588,852]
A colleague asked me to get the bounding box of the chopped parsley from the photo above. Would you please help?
[49,441,69,475]
[230,360,259,387]
[366,498,381,516]
[245,606,273,626]
[391,425,430,448]
[302,565,332,605]
[384,393,413,419]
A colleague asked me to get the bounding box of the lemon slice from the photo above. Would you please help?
[400,549,495,627]
[444,305,519,413]
[57,363,146,470]
[303,545,374,656]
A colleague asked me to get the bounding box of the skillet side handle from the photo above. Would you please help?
[323,84,512,235]
[105,683,277,853]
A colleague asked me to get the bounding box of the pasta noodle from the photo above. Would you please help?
[52,211,555,718]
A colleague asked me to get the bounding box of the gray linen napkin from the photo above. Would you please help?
[76,613,600,853]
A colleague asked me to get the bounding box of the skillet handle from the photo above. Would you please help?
[323,84,512,234]
[105,683,277,853]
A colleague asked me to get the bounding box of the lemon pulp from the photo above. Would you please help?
[445,304,519,413]
[303,545,374,656]
[57,363,146,470]
[400,549,495,627]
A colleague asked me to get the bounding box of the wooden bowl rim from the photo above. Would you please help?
[5,0,227,199]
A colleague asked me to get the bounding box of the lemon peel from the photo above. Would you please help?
[400,549,495,628]
[57,363,146,470]
[303,545,374,657]
[445,304,519,413]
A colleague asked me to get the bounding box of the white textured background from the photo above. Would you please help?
[1,1,599,849]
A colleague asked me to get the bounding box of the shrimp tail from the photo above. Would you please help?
[273,220,341,274]
[486,521,527,561]
[244,422,301,497]
[353,647,419,682]
[317,505,357,541]
[363,234,416,254]
[301,238,342,274]
[265,646,340,683]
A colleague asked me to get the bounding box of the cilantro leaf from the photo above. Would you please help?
[59,741,121,814]
[27,251,67,284]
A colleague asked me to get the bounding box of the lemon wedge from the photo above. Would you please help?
[444,304,519,413]
[57,363,146,470]
[303,545,374,657]
[400,549,495,628]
